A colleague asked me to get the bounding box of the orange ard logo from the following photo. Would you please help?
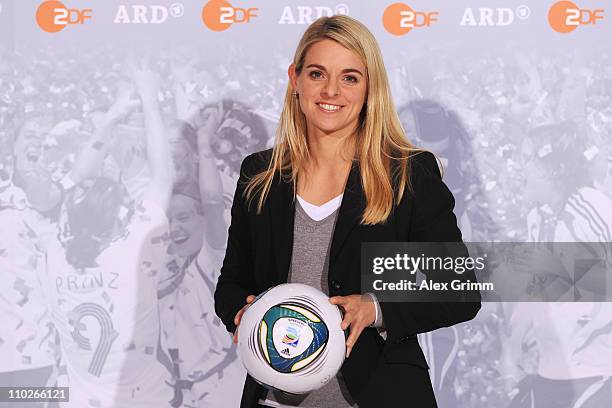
[383,2,439,35]
[36,0,92,33]
[548,0,604,33]
[201,0,258,31]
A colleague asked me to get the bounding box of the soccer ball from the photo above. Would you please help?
[237,283,346,394]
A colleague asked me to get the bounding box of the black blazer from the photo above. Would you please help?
[214,149,481,408]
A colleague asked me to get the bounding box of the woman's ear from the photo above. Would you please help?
[287,63,298,92]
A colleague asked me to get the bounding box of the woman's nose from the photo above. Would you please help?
[322,80,339,98]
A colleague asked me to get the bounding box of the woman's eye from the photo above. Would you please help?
[308,71,358,83]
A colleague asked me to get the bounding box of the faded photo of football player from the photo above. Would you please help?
[42,57,176,407]
[158,64,247,408]
[0,116,60,408]
[501,122,612,408]
[398,99,498,242]
[397,99,504,408]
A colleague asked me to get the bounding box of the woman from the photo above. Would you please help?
[214,15,481,408]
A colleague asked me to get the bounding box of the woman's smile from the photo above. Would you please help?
[317,102,344,113]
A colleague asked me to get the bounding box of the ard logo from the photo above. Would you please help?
[278,4,349,25]
[460,6,531,26]
[113,3,185,24]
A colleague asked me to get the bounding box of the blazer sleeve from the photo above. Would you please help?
[378,151,481,343]
[214,155,258,334]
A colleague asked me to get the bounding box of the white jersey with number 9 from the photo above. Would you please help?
[45,200,172,408]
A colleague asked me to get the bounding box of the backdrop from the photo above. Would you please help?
[0,1,611,407]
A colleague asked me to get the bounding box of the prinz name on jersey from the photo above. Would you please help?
[56,271,119,292]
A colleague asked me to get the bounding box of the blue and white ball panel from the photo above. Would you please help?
[237,283,345,394]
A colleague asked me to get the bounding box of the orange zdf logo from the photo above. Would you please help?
[383,3,439,35]
[202,0,258,31]
[36,1,92,33]
[548,1,604,33]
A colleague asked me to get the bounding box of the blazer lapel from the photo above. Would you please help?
[269,162,364,282]
[329,161,364,268]
[270,175,296,283]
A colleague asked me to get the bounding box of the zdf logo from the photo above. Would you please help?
[383,3,439,35]
[202,0,258,31]
[548,1,604,33]
[36,1,92,33]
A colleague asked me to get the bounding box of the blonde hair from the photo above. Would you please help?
[245,15,422,225]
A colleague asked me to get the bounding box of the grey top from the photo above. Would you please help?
[260,200,357,407]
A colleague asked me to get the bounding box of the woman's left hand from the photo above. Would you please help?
[329,295,376,358]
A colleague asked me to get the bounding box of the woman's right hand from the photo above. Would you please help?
[233,295,256,344]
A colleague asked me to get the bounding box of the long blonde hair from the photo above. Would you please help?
[245,15,421,225]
